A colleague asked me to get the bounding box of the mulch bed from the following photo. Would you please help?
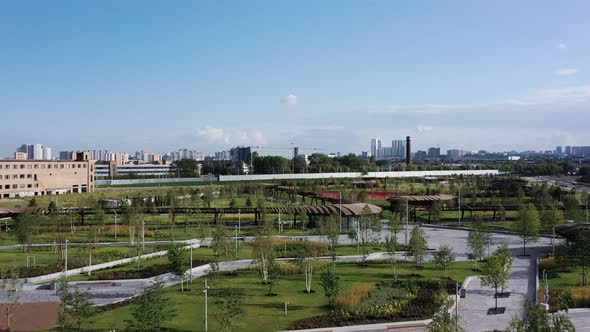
[0,302,59,331]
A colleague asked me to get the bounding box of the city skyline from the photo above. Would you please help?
[1,1,589,156]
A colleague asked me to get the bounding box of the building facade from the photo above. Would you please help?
[0,156,95,198]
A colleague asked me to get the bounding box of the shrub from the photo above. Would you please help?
[336,283,375,312]
[273,240,329,258]
[278,262,301,275]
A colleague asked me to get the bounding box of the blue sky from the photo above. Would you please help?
[1,1,589,156]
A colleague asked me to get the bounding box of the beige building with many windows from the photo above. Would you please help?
[0,155,95,198]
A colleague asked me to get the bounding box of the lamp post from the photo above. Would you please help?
[405,200,409,247]
[238,209,241,233]
[458,188,462,226]
[64,239,68,277]
[235,225,238,259]
[189,245,193,283]
[339,192,342,233]
[114,210,118,239]
[203,279,209,331]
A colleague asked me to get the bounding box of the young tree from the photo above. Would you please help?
[216,290,245,332]
[408,226,428,268]
[433,245,455,277]
[128,278,176,332]
[385,235,399,279]
[509,299,575,332]
[494,244,514,295]
[0,268,21,332]
[512,204,541,256]
[296,243,319,293]
[320,264,340,308]
[251,225,278,294]
[569,232,590,286]
[167,244,188,291]
[540,205,564,231]
[57,278,95,331]
[358,205,380,263]
[480,254,509,313]
[13,212,36,253]
[466,219,488,271]
[430,201,442,223]
[426,299,464,332]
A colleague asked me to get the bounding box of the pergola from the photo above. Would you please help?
[386,194,456,223]
[554,223,590,241]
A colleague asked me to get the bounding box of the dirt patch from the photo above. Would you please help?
[0,302,59,331]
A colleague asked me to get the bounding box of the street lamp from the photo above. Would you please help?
[64,239,69,277]
[458,187,462,226]
[235,225,238,259]
[189,245,193,283]
[404,200,409,247]
[203,279,209,331]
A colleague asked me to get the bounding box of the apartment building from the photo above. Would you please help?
[0,154,95,198]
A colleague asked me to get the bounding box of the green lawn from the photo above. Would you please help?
[77,260,474,332]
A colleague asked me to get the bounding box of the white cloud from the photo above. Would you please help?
[416,125,433,132]
[196,126,265,146]
[281,94,297,106]
[367,85,590,115]
[558,43,567,49]
[554,68,577,76]
[196,126,228,143]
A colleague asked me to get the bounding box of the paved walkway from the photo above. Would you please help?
[0,226,561,332]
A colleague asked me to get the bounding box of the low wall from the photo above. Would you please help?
[219,170,499,182]
[96,177,215,186]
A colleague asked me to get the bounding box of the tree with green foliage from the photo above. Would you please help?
[172,158,200,177]
[358,205,381,263]
[563,195,582,222]
[509,299,575,332]
[513,204,541,256]
[216,290,245,332]
[28,198,37,207]
[570,232,590,286]
[229,197,237,209]
[466,218,489,270]
[540,205,564,231]
[252,225,278,294]
[426,299,464,332]
[296,243,320,293]
[480,254,509,313]
[433,245,455,277]
[385,235,399,279]
[408,226,428,268]
[127,278,175,332]
[557,289,574,313]
[430,201,442,223]
[167,244,188,291]
[57,278,94,331]
[494,244,514,294]
[320,264,340,308]
[13,212,36,253]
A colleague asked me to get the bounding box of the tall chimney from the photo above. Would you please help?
[405,136,411,165]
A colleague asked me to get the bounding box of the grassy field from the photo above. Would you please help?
[77,260,474,332]
[0,245,162,271]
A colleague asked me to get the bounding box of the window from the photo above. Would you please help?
[12,175,18,179]
[34,164,38,169]
[4,175,8,179]
[5,165,10,169]
[19,184,25,188]
[4,185,8,189]
[20,164,25,169]
[0,165,2,169]
[27,174,32,179]
[27,184,32,188]
[27,164,32,169]
[41,164,46,169]
[60,164,64,169]
[12,184,17,189]
[19,174,25,179]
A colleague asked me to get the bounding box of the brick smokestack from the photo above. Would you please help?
[406,136,411,165]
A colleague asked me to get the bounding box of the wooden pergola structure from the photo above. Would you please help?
[386,194,456,223]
